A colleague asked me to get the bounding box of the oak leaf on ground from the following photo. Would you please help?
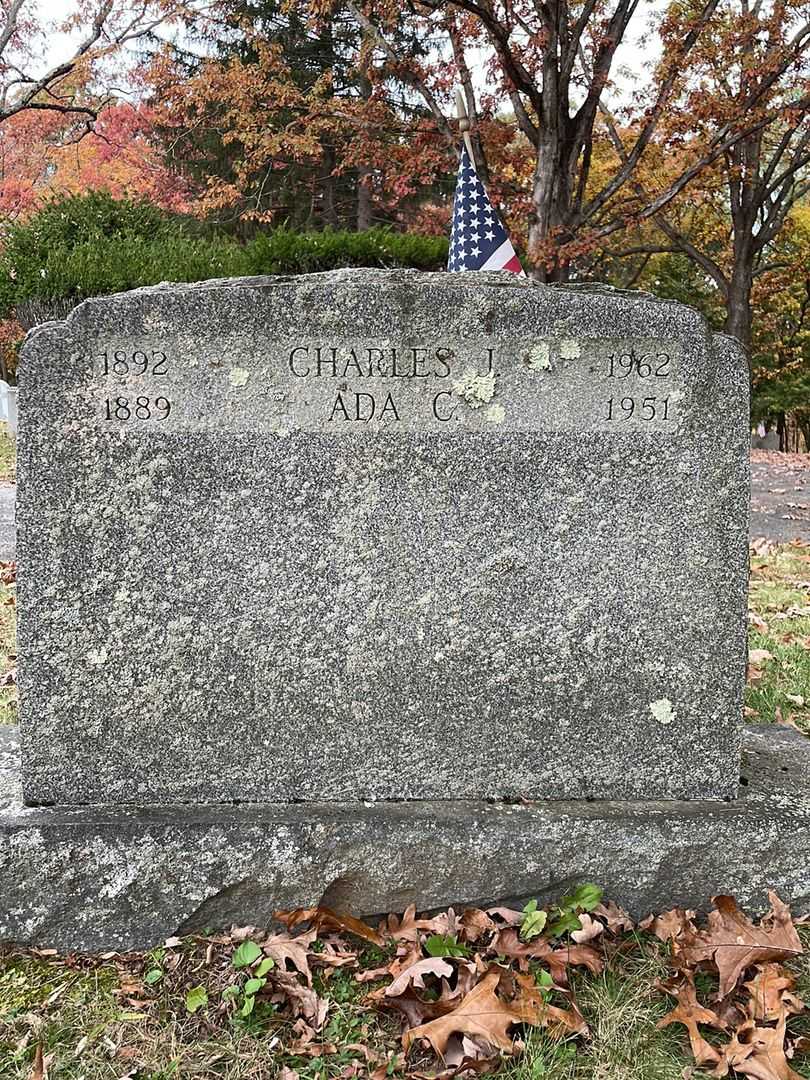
[386,905,455,942]
[678,894,802,999]
[274,906,384,946]
[385,957,454,997]
[459,908,497,942]
[371,983,457,1029]
[656,975,726,1066]
[263,930,316,985]
[489,927,603,980]
[593,900,635,934]
[715,1015,806,1080]
[402,969,535,1057]
[744,964,806,1022]
[270,972,329,1029]
[641,908,697,943]
[571,913,604,944]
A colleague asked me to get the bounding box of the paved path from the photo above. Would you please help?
[750,451,810,544]
[0,453,806,560]
[0,486,13,561]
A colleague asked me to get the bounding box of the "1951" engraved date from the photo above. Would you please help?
[605,396,670,422]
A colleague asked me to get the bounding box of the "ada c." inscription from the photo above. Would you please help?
[90,337,683,434]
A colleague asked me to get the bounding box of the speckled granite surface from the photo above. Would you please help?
[17,272,749,805]
[2,724,808,951]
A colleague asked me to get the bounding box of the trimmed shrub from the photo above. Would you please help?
[243,228,448,275]
[0,193,449,322]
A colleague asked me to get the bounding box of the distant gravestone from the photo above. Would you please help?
[18,270,749,807]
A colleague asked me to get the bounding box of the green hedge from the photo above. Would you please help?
[243,229,448,275]
[0,192,449,319]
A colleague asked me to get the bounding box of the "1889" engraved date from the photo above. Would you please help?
[104,396,172,421]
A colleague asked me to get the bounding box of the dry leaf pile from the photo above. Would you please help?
[12,892,809,1080]
[264,901,611,1077]
[648,892,808,1079]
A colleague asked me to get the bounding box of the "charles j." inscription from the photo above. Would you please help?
[90,338,683,434]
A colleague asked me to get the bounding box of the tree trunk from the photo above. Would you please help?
[357,167,373,231]
[724,261,753,350]
[321,146,338,229]
[527,136,573,283]
[777,412,787,451]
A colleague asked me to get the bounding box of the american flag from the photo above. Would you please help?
[448,145,523,274]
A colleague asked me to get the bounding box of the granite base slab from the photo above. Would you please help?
[2,725,809,952]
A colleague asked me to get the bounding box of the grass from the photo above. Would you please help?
[2,932,808,1080]
[0,424,14,484]
[500,940,718,1080]
[0,944,401,1080]
[747,542,810,734]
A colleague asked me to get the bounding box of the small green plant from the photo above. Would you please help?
[223,948,275,1022]
[184,984,208,1013]
[231,940,263,968]
[534,967,555,1002]
[521,900,549,941]
[143,946,165,985]
[548,884,603,939]
[424,934,470,958]
[521,885,604,942]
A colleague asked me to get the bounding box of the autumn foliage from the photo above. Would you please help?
[0,0,807,423]
[15,890,807,1078]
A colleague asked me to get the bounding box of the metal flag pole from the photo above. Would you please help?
[455,88,475,162]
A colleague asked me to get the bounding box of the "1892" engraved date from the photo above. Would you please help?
[99,350,168,376]
[103,396,172,421]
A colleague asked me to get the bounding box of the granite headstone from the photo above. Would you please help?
[17,269,749,807]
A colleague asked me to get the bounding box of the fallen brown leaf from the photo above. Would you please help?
[29,1045,45,1080]
[679,893,802,999]
[775,707,804,732]
[403,969,530,1057]
[459,908,496,942]
[264,930,316,985]
[749,649,775,665]
[370,983,453,1029]
[593,900,635,934]
[386,957,454,997]
[657,975,725,1066]
[716,1015,805,1080]
[744,965,805,1021]
[643,907,697,943]
[275,907,384,946]
[386,905,452,942]
[270,972,329,1029]
[571,913,604,944]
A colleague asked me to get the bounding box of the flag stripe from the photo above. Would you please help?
[480,239,519,271]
